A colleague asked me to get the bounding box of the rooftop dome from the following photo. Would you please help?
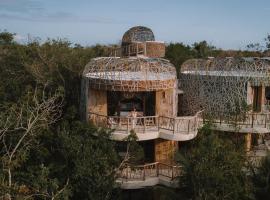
[83,57,176,92]
[122,26,155,46]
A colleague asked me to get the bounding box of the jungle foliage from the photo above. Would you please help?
[0,31,270,200]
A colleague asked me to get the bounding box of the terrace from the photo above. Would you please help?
[205,112,270,133]
[116,162,182,189]
[88,111,202,141]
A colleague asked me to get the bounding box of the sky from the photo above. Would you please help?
[0,0,269,49]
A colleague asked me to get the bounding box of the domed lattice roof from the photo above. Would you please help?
[83,57,176,91]
[179,57,270,117]
[122,26,155,46]
[181,57,270,84]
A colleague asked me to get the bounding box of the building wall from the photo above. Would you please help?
[155,88,177,117]
[145,41,165,58]
[180,74,248,117]
[88,88,107,115]
[247,83,266,112]
[154,139,178,163]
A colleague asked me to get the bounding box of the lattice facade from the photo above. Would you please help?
[83,57,176,92]
[122,26,155,46]
[179,58,270,118]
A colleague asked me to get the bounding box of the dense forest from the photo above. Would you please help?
[0,31,270,200]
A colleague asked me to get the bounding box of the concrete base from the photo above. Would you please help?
[110,129,197,141]
[116,176,179,189]
[211,123,270,134]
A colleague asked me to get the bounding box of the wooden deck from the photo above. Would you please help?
[116,162,182,189]
[88,112,203,141]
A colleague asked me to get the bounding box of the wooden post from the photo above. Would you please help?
[144,43,147,56]
[172,166,174,180]
[144,118,146,133]
[188,119,190,134]
[126,166,128,181]
[251,114,254,128]
[157,116,160,132]
[156,162,159,177]
[173,118,175,134]
[127,118,129,134]
[143,165,146,180]
[264,114,267,128]
[245,133,252,152]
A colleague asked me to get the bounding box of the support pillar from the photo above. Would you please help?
[154,139,178,164]
[245,133,252,152]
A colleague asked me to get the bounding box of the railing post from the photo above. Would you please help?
[251,114,254,128]
[126,166,128,181]
[128,45,130,57]
[264,114,267,128]
[188,119,190,134]
[144,118,146,133]
[157,116,160,131]
[144,43,147,55]
[173,118,175,134]
[127,118,129,134]
[172,166,174,180]
[143,165,146,180]
[136,43,138,56]
[156,162,159,177]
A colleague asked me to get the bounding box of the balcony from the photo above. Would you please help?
[205,112,270,133]
[116,162,182,189]
[88,111,202,141]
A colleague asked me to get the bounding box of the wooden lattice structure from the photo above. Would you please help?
[179,57,270,118]
[80,26,176,122]
[83,57,176,92]
[121,26,155,46]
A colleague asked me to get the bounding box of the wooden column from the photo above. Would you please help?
[154,139,178,164]
[245,133,252,152]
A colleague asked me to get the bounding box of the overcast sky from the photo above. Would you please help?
[0,0,269,49]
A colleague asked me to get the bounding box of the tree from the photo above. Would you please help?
[0,31,15,45]
[165,43,193,75]
[193,40,216,58]
[250,152,270,200]
[0,88,64,199]
[265,34,270,50]
[177,125,251,200]
[57,123,119,200]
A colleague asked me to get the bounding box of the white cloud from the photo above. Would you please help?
[14,34,26,42]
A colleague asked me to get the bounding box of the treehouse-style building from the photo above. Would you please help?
[179,57,270,155]
[81,26,202,189]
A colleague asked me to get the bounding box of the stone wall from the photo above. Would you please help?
[88,88,107,115]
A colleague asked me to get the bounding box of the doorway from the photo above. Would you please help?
[253,86,262,112]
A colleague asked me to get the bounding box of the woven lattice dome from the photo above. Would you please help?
[181,58,270,82]
[122,26,155,46]
[179,57,270,116]
[83,57,176,91]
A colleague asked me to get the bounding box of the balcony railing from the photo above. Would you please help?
[206,112,270,129]
[88,112,202,135]
[110,43,146,57]
[117,162,182,181]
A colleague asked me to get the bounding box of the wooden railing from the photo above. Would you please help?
[88,112,159,133]
[117,162,182,181]
[159,114,200,134]
[110,43,146,57]
[206,112,270,129]
[88,112,202,135]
